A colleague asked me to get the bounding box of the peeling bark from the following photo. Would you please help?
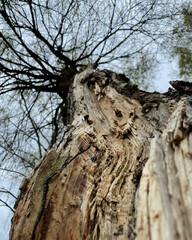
[10,68,192,240]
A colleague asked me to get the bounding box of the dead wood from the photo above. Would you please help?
[10,68,192,240]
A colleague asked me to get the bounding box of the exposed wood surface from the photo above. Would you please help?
[10,68,192,240]
[137,97,192,240]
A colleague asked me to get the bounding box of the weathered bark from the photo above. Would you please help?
[10,67,192,240]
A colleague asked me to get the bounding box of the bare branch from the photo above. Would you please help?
[0,198,15,213]
[0,168,26,177]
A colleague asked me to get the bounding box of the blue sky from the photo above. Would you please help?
[0,207,12,240]
[152,59,180,92]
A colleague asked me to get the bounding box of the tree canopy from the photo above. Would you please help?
[0,0,187,94]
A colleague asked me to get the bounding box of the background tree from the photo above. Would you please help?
[0,0,191,214]
[124,52,157,90]
[172,6,192,80]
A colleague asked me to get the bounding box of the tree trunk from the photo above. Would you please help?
[10,67,192,240]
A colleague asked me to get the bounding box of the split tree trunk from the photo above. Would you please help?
[10,67,192,240]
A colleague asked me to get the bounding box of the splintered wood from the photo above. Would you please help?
[10,68,192,240]
[137,98,192,240]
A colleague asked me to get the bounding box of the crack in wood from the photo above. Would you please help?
[31,145,91,240]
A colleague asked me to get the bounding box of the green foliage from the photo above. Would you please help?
[183,9,192,31]
[175,47,192,77]
[173,7,192,79]
[124,54,156,90]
